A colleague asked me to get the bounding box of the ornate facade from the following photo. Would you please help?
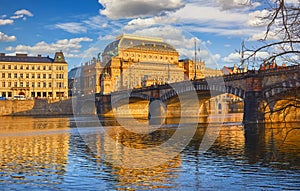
[101,34,187,94]
[0,52,68,99]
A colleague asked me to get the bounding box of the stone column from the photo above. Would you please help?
[243,75,264,123]
[148,86,164,125]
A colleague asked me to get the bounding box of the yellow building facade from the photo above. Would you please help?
[0,52,68,99]
[83,57,102,95]
[101,34,187,94]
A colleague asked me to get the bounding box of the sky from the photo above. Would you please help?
[0,0,295,71]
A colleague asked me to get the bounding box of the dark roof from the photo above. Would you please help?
[68,66,82,79]
[0,55,54,63]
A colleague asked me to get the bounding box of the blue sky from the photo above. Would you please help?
[0,0,294,70]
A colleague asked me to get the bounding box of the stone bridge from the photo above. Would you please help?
[76,64,300,123]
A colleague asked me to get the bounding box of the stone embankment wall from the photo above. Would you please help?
[0,99,73,116]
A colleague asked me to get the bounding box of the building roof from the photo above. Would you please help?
[68,66,82,79]
[0,53,54,63]
[103,34,177,57]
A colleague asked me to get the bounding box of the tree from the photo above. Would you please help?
[246,0,300,65]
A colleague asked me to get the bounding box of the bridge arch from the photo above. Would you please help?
[111,92,151,106]
[160,84,245,102]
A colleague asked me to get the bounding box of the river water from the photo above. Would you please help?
[0,115,299,190]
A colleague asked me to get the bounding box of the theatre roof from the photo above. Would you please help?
[103,34,177,57]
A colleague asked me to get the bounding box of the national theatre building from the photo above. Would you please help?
[100,34,200,94]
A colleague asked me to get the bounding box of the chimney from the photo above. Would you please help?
[38,54,42,57]
[16,53,28,57]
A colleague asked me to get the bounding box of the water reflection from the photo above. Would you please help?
[0,117,70,188]
[244,122,300,168]
[0,115,299,190]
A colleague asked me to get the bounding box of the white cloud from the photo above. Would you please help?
[14,9,34,17]
[10,9,34,20]
[10,15,24,19]
[223,51,270,64]
[55,22,87,34]
[222,52,241,63]
[247,9,270,27]
[98,0,185,19]
[0,32,16,42]
[215,0,260,10]
[172,4,248,26]
[98,34,116,41]
[124,16,179,30]
[0,19,14,25]
[5,37,93,58]
[286,0,299,5]
[248,31,279,41]
[83,15,107,29]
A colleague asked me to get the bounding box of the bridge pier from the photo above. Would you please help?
[96,94,112,116]
[243,76,264,124]
[148,87,165,125]
[243,91,264,123]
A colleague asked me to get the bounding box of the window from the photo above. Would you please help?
[49,74,52,79]
[43,74,46,79]
[49,82,52,88]
[43,82,46,88]
[32,66,35,70]
[49,66,52,70]
[20,65,23,70]
[20,82,23,87]
[37,82,40,88]
[14,82,17,87]
[37,66,40,70]
[2,82,5,87]
[8,82,11,87]
[57,82,62,88]
[2,65,5,69]
[14,65,17,69]
[8,65,11,69]
[26,82,30,87]
[26,65,29,70]
[43,66,46,70]
[32,74,35,78]
[20,73,23,78]
[26,74,29,78]
[8,73,12,78]
[14,73,18,78]
[37,74,40,79]
[2,73,5,78]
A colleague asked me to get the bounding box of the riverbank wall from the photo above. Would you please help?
[0,99,73,116]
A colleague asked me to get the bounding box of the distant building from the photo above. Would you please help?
[222,64,248,75]
[259,60,286,70]
[181,59,205,79]
[83,57,102,95]
[0,52,68,99]
[68,66,83,97]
